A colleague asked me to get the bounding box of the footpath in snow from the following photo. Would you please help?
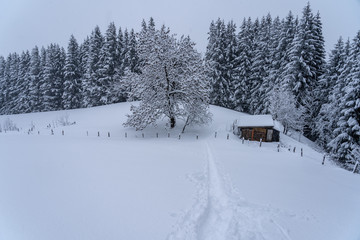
[168,141,292,240]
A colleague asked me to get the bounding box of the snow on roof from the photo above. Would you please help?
[234,114,274,128]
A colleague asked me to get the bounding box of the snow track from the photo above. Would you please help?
[168,141,292,240]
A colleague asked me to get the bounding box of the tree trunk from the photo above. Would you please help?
[164,65,175,128]
[182,116,190,133]
[170,117,176,128]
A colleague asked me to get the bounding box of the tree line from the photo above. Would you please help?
[205,3,360,169]
[0,3,359,169]
[0,23,139,114]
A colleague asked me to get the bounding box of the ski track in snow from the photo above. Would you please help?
[167,141,292,240]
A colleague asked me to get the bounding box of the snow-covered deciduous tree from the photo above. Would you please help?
[124,20,211,131]
[269,87,305,134]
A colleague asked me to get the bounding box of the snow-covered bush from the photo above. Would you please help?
[57,114,76,126]
[269,88,305,134]
[2,118,19,131]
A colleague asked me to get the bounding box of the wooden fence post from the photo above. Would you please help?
[108,132,110,138]
[196,135,199,140]
[277,143,280,152]
[227,134,229,140]
[293,147,296,153]
[142,133,144,138]
[301,148,303,157]
[322,155,326,165]
[125,132,127,138]
[259,138,262,147]
[242,137,244,144]
[62,130,64,136]
[98,131,100,137]
[156,133,158,138]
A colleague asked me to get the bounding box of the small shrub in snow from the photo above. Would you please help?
[57,114,76,127]
[3,118,19,131]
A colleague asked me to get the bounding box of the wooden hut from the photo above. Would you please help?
[233,115,280,142]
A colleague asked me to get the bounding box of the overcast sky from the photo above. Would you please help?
[0,0,359,57]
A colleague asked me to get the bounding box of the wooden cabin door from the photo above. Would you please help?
[253,128,267,141]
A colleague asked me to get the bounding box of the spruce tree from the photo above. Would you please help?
[0,56,6,113]
[284,3,325,139]
[315,37,347,148]
[41,44,65,111]
[28,46,41,112]
[233,18,253,112]
[15,51,31,113]
[248,14,272,114]
[329,31,360,167]
[206,19,231,108]
[63,35,81,109]
[82,26,104,107]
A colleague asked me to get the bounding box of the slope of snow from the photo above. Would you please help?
[0,103,359,240]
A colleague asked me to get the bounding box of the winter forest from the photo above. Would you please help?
[0,3,359,170]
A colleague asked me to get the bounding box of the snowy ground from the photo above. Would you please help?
[0,103,360,240]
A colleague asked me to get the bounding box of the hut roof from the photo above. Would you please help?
[234,115,274,128]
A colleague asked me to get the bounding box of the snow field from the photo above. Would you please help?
[1,102,360,240]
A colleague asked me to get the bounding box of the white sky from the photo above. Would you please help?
[0,0,359,57]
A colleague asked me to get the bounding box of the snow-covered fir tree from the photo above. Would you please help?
[328,31,360,167]
[5,53,20,114]
[124,20,211,131]
[98,22,118,105]
[82,26,104,107]
[41,44,66,111]
[28,46,42,112]
[233,18,253,112]
[283,3,325,139]
[0,56,6,113]
[206,19,232,108]
[248,14,273,114]
[14,51,31,113]
[63,35,82,109]
[315,37,348,148]
[78,36,90,108]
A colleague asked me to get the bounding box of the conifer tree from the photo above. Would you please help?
[78,36,90,107]
[28,46,41,112]
[328,31,360,167]
[0,56,6,113]
[206,19,231,108]
[233,18,253,112]
[15,51,31,113]
[98,22,118,105]
[284,3,325,139]
[248,14,272,114]
[63,35,81,109]
[82,26,104,107]
[315,37,347,147]
[41,44,65,111]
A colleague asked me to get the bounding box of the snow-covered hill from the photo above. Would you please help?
[0,103,359,240]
